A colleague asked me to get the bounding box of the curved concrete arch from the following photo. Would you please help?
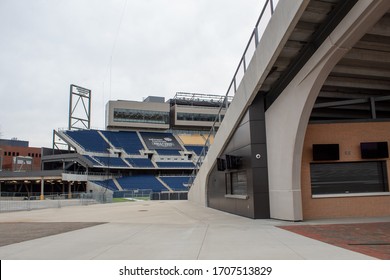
[266,42,348,221]
[189,0,390,221]
[266,0,390,221]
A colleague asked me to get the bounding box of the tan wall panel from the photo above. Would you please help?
[302,122,390,219]
[178,134,206,145]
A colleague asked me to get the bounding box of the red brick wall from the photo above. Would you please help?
[301,122,390,219]
[0,145,42,171]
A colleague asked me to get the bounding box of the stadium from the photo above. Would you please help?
[1,0,390,224]
[0,91,230,203]
[2,0,390,266]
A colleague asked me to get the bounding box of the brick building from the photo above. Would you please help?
[0,139,42,171]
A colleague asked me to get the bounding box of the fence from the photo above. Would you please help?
[0,192,112,213]
[114,190,188,201]
[150,192,188,200]
[113,189,152,199]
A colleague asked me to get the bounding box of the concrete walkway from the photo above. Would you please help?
[0,200,384,260]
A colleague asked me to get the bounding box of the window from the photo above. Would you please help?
[310,161,388,195]
[227,171,248,196]
[113,108,169,124]
[177,112,224,122]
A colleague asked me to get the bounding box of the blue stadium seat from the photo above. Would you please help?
[83,155,102,166]
[125,158,154,168]
[93,156,129,167]
[156,149,181,155]
[65,130,109,153]
[160,176,190,191]
[101,131,144,155]
[117,175,168,192]
[91,179,119,191]
[155,161,195,168]
[184,145,205,156]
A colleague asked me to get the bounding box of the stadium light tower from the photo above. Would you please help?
[68,84,91,130]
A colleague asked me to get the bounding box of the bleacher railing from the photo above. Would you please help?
[188,0,279,187]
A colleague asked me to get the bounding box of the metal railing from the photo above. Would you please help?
[112,190,188,200]
[113,189,152,199]
[188,0,279,187]
[0,192,112,212]
[150,192,188,200]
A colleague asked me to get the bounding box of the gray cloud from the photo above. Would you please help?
[0,0,263,147]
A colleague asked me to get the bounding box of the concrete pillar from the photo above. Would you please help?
[40,177,44,200]
[68,182,72,199]
[266,45,347,220]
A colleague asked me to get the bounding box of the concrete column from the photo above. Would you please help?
[68,182,72,199]
[265,44,347,220]
[40,177,44,200]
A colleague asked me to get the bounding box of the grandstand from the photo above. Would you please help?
[43,127,206,198]
[100,130,144,155]
[0,92,222,200]
[159,176,190,191]
[177,133,212,157]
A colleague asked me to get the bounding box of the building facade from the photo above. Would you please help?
[105,92,230,133]
[0,139,42,171]
[189,0,390,221]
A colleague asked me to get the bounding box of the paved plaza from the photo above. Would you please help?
[0,200,388,260]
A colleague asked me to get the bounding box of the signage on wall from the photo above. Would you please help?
[142,133,181,150]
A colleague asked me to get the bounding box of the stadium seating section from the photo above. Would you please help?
[117,175,168,192]
[82,155,102,166]
[65,130,109,153]
[125,158,155,168]
[61,129,208,194]
[91,179,119,191]
[159,176,190,191]
[100,130,144,155]
[92,175,190,193]
[156,149,181,155]
[155,161,195,168]
[93,156,129,167]
[184,145,204,156]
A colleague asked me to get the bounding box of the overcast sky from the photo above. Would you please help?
[0,0,266,148]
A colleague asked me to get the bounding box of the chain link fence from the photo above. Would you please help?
[0,192,112,213]
[113,190,188,201]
